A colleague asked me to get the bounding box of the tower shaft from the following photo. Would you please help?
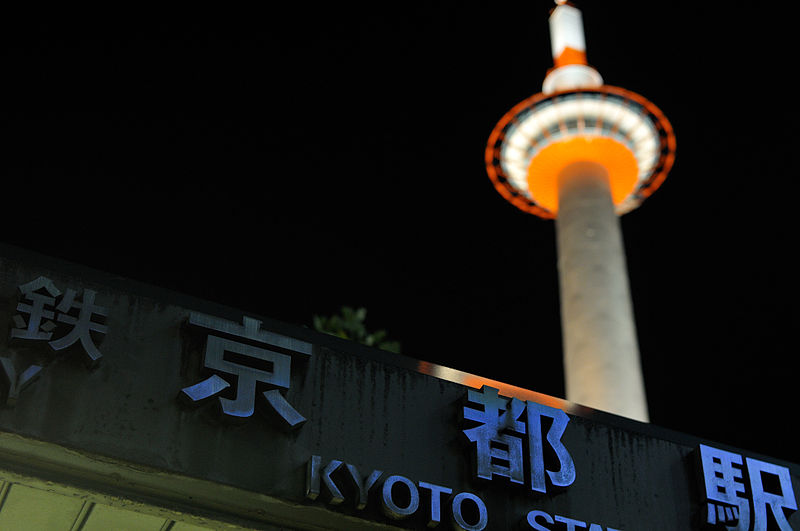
[555,162,648,422]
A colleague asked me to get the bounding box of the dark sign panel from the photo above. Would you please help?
[0,245,797,530]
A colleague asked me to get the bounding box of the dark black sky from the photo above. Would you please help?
[3,3,798,463]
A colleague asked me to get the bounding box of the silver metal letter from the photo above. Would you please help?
[462,386,526,484]
[554,515,587,531]
[450,492,488,531]
[698,444,749,531]
[0,358,42,406]
[263,389,306,428]
[418,481,452,527]
[306,455,322,500]
[746,456,797,531]
[180,374,231,403]
[526,510,554,531]
[205,335,291,418]
[182,312,312,426]
[589,524,621,531]
[304,456,346,504]
[527,401,576,493]
[381,475,419,520]
[49,288,109,366]
[322,460,345,505]
[189,313,312,356]
[345,464,382,510]
[12,276,61,341]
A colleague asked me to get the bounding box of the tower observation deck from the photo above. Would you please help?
[485,2,676,422]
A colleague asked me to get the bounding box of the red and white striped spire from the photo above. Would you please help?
[542,1,603,94]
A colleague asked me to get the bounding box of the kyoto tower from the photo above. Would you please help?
[485,1,675,422]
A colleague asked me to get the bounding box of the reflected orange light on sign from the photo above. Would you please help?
[416,360,580,414]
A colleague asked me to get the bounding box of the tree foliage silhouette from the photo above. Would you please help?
[312,306,401,353]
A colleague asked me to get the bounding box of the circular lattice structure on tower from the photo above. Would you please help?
[485,86,676,218]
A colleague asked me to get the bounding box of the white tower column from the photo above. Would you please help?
[555,161,649,422]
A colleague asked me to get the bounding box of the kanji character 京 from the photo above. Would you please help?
[180,312,312,428]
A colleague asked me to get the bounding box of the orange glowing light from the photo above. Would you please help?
[552,46,587,68]
[526,136,639,215]
[485,86,676,219]
[416,360,578,413]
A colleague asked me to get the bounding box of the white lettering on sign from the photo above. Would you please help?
[4,276,109,405]
[462,385,575,493]
[306,455,488,530]
[11,276,109,365]
[179,312,312,427]
[526,509,622,531]
[698,444,797,531]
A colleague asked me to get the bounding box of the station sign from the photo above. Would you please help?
[0,246,797,530]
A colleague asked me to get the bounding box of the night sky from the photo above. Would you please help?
[4,3,798,463]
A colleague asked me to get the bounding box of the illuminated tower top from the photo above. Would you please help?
[483,2,676,421]
[485,2,676,218]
